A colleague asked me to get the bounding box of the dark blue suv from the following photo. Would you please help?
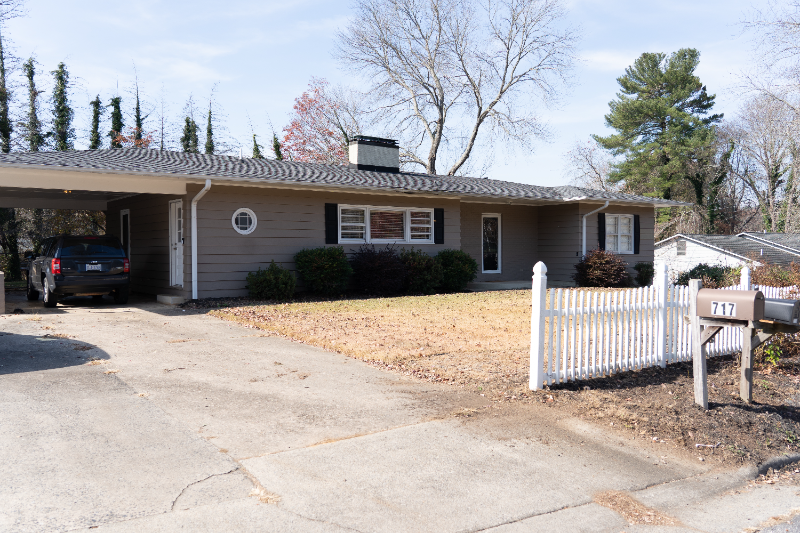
[25,235,130,308]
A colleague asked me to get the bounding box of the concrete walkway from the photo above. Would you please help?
[1,291,799,532]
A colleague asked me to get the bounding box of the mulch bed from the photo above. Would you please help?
[541,354,800,466]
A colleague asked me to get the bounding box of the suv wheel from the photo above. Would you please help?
[26,275,39,301]
[113,287,129,305]
[43,277,57,308]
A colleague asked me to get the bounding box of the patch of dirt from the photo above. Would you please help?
[190,293,800,467]
[594,490,679,526]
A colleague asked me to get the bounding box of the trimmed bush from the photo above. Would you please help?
[294,246,353,296]
[246,261,296,300]
[674,263,736,288]
[350,244,406,295]
[435,249,478,292]
[400,248,443,295]
[633,261,654,287]
[572,249,632,288]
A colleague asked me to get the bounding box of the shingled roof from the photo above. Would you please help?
[658,233,800,266]
[0,149,687,206]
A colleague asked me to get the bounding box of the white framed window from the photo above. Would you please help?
[338,205,434,244]
[232,208,257,235]
[605,214,634,254]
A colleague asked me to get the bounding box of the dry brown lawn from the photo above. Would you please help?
[208,291,533,397]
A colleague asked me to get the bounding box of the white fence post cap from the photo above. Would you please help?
[533,261,547,275]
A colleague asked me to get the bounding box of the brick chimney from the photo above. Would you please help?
[348,136,399,173]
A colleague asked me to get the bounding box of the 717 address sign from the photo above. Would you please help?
[711,301,736,317]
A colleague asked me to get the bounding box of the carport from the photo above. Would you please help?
[0,160,193,303]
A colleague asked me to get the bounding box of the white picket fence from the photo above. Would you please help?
[528,263,793,390]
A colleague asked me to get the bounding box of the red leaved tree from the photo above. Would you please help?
[282,78,360,165]
[113,127,155,148]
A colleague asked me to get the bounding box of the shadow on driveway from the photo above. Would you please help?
[0,330,109,375]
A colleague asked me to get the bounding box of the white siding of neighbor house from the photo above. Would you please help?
[655,238,750,281]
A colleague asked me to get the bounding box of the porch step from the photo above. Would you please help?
[157,294,186,305]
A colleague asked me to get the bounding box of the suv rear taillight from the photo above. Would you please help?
[51,258,61,274]
[123,258,130,273]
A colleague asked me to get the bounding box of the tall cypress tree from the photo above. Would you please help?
[89,95,103,149]
[204,106,214,154]
[180,117,198,153]
[0,30,12,154]
[51,62,74,151]
[252,134,263,159]
[133,86,143,142]
[22,58,45,152]
[272,134,283,160]
[108,96,123,148]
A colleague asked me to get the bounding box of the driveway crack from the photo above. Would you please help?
[170,467,239,511]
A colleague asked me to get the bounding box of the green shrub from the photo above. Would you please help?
[400,248,443,294]
[294,246,353,296]
[633,262,654,286]
[435,249,478,292]
[246,261,295,300]
[674,263,735,288]
[572,249,632,288]
[350,244,406,295]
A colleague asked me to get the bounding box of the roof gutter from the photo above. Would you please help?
[582,201,609,257]
[191,179,211,300]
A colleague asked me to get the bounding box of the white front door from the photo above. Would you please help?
[169,200,184,287]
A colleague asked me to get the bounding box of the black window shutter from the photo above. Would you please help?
[434,208,444,244]
[597,213,606,251]
[325,203,338,244]
[633,214,640,254]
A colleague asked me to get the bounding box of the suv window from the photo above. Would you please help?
[40,238,56,257]
[60,237,126,258]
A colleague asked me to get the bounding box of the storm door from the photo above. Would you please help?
[482,214,501,273]
[169,200,184,287]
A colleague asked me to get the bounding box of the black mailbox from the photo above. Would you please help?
[764,298,800,325]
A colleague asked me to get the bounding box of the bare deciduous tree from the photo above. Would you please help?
[337,0,576,175]
[725,95,798,232]
[563,139,619,191]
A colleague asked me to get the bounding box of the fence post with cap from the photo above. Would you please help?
[530,261,547,391]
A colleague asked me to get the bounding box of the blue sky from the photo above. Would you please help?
[4,0,759,186]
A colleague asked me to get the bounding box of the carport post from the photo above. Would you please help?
[0,270,4,314]
[191,179,211,300]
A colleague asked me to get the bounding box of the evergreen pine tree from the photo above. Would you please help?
[272,134,283,161]
[89,95,103,149]
[592,49,722,201]
[22,58,45,152]
[50,62,74,151]
[180,117,199,153]
[204,106,214,154]
[0,30,13,154]
[252,134,263,159]
[108,96,123,148]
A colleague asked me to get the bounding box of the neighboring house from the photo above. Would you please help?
[0,137,682,300]
[655,233,800,280]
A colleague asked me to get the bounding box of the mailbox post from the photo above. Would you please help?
[692,282,800,407]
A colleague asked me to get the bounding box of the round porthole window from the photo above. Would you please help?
[232,208,257,235]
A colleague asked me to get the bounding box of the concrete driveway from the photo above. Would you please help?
[2,291,799,532]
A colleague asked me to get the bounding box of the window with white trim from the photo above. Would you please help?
[232,208,257,235]
[338,205,433,244]
[605,214,633,254]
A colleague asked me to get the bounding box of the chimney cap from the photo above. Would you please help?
[350,135,398,147]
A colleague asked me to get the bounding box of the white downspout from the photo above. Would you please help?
[191,179,211,300]
[582,200,610,257]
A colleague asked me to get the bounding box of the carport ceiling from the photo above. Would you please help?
[0,187,137,210]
